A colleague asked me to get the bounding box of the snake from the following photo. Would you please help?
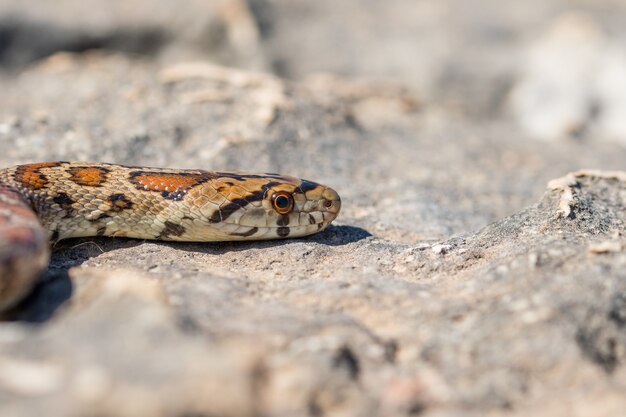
[0,162,341,311]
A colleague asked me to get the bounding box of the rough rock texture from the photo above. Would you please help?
[0,1,625,416]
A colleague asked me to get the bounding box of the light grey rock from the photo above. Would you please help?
[509,12,626,145]
[0,2,625,415]
[0,51,624,417]
[0,269,265,417]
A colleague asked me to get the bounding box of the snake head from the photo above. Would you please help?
[210,173,341,240]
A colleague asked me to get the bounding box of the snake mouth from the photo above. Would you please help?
[230,207,337,232]
[227,221,333,240]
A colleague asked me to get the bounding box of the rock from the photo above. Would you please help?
[1,2,626,416]
[0,269,265,417]
[509,11,626,145]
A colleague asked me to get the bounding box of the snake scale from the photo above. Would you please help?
[0,162,341,311]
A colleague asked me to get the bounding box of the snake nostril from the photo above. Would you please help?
[323,200,333,208]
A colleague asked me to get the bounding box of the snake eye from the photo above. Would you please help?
[272,192,294,214]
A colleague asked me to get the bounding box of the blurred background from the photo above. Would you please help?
[3,0,626,142]
[1,2,626,417]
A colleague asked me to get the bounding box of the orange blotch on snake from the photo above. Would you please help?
[128,172,214,200]
[14,162,61,190]
[130,173,207,191]
[68,166,110,187]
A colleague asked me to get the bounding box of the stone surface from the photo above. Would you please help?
[0,269,263,417]
[509,11,626,144]
[0,1,625,416]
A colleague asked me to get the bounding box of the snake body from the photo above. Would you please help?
[0,162,341,310]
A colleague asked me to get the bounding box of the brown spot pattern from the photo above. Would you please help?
[107,194,133,211]
[277,214,290,226]
[277,227,290,237]
[158,220,186,240]
[14,162,61,191]
[53,193,75,217]
[68,166,110,187]
[129,171,214,200]
[230,227,258,237]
